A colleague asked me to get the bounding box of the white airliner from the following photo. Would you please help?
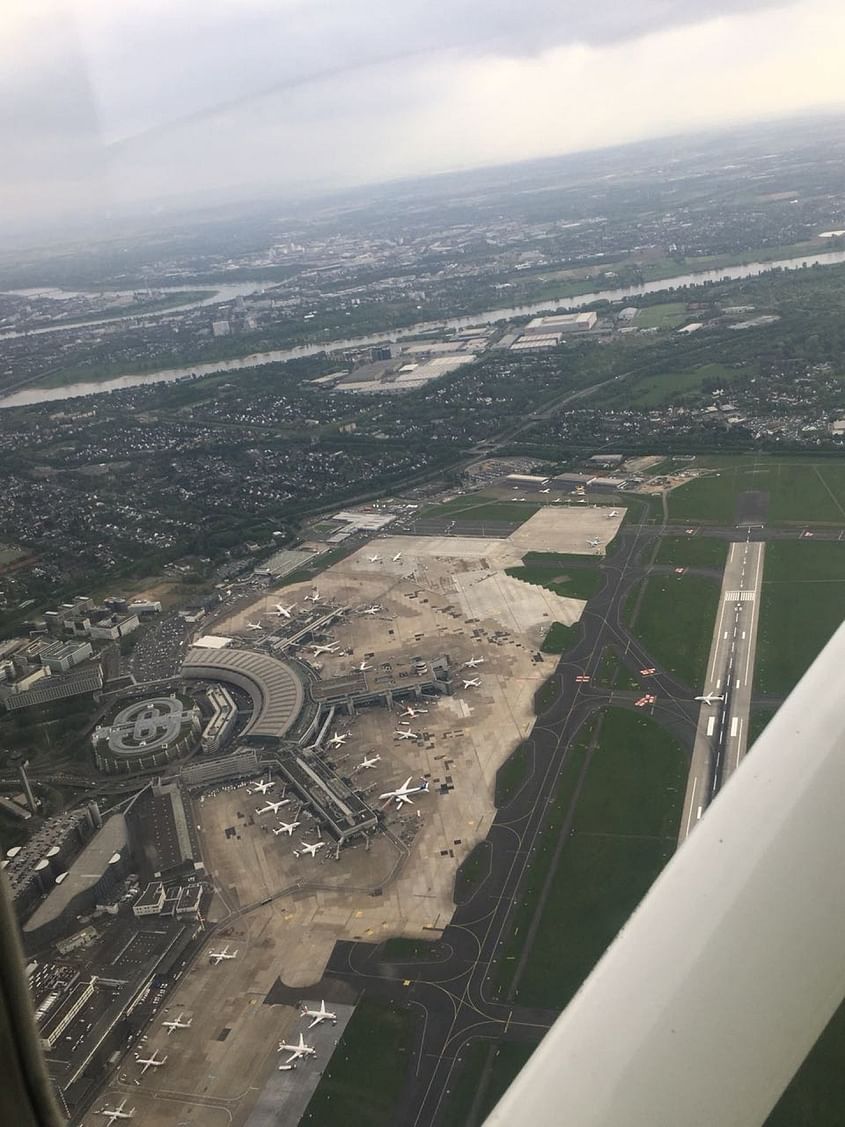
[327,731,349,748]
[278,1032,317,1065]
[379,777,430,808]
[305,589,320,602]
[296,841,325,858]
[357,661,372,672]
[394,728,419,740]
[696,693,725,706]
[97,1099,135,1124]
[360,605,381,615]
[311,642,340,657]
[274,820,301,836]
[136,1051,167,1075]
[162,1013,192,1034]
[587,537,601,548]
[247,621,263,630]
[249,777,275,795]
[401,705,428,719]
[539,487,551,493]
[209,945,238,964]
[300,1000,337,1028]
[462,678,481,689]
[356,754,381,770]
[367,554,382,563]
[608,509,619,518]
[463,657,484,669]
[275,603,296,618]
[256,799,290,815]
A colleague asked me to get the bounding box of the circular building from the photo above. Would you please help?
[180,646,304,743]
[93,695,201,773]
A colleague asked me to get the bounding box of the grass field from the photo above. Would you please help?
[626,573,721,688]
[500,709,684,1009]
[440,1040,536,1127]
[765,998,845,1127]
[668,457,845,525]
[417,494,539,524]
[653,535,728,570]
[633,301,689,329]
[623,362,741,409]
[541,622,576,653]
[748,705,778,749]
[0,543,26,567]
[302,998,417,1127]
[594,646,640,691]
[756,541,845,695]
[506,552,602,601]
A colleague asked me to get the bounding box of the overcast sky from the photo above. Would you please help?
[3,0,845,229]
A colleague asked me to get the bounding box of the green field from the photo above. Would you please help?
[417,493,539,524]
[441,1040,537,1127]
[765,997,845,1127]
[626,573,721,688]
[594,646,640,691]
[623,362,741,408]
[633,301,689,329]
[302,999,417,1127]
[506,552,602,601]
[653,535,728,570]
[540,622,576,653]
[748,705,778,748]
[756,541,845,696]
[500,709,684,1009]
[0,543,26,567]
[669,457,845,525]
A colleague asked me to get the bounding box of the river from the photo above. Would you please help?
[0,281,271,340]
[3,248,845,409]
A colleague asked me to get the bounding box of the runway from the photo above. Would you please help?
[679,536,765,843]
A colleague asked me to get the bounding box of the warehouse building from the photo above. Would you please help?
[504,474,550,491]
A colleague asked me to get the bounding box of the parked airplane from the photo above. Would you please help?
[304,589,320,602]
[360,605,381,615]
[274,820,301,836]
[311,642,340,657]
[97,1099,135,1124]
[209,945,238,964]
[296,841,325,858]
[400,705,428,718]
[357,661,372,672]
[539,487,551,493]
[696,693,725,706]
[608,510,619,518]
[462,678,481,689]
[278,1032,317,1065]
[300,1000,337,1028]
[249,777,274,795]
[587,537,601,548]
[356,754,381,770]
[256,799,290,815]
[392,552,403,562]
[394,728,419,740]
[136,1052,167,1075]
[367,554,382,562]
[162,1013,192,1034]
[379,777,430,808]
[463,657,485,669]
[327,731,349,748]
[274,603,296,618]
[247,621,263,630]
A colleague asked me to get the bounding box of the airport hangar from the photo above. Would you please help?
[179,644,453,845]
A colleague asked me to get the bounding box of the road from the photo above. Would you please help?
[679,537,765,843]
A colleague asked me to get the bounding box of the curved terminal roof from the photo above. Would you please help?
[181,646,304,740]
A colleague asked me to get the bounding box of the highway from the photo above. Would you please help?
[679,536,765,843]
